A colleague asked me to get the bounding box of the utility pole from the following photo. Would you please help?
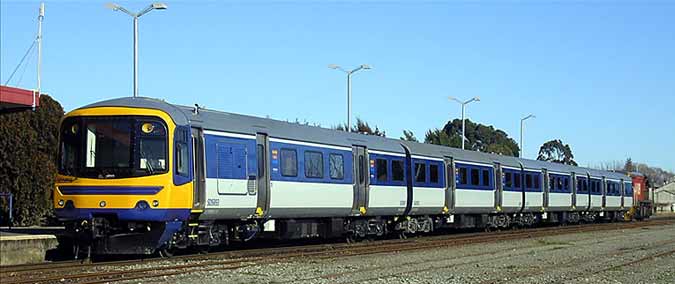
[449,96,480,150]
[520,114,536,158]
[35,2,44,109]
[329,64,371,129]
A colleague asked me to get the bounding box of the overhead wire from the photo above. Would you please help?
[16,45,37,87]
[4,34,38,86]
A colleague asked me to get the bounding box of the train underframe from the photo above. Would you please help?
[64,208,634,257]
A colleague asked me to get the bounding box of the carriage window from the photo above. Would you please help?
[358,155,365,184]
[481,170,490,187]
[280,148,298,177]
[526,174,533,189]
[514,173,521,188]
[533,175,540,189]
[376,159,388,182]
[430,164,439,184]
[470,168,480,186]
[304,151,323,178]
[564,178,569,191]
[392,160,404,181]
[176,143,189,176]
[459,167,468,185]
[505,172,513,188]
[329,153,344,180]
[415,162,426,183]
[549,176,555,191]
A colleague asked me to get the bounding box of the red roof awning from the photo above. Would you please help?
[0,85,40,112]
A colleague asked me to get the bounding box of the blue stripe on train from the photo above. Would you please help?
[55,207,190,222]
[59,186,164,195]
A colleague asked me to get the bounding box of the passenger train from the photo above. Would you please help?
[54,97,635,255]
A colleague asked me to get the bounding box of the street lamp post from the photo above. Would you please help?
[328,64,371,130]
[106,2,167,98]
[520,114,536,158]
[449,96,480,150]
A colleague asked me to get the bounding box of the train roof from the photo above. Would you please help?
[78,97,628,180]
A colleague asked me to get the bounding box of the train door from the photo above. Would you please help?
[255,133,270,217]
[601,177,607,210]
[191,128,205,210]
[494,162,503,211]
[619,179,626,209]
[351,146,369,216]
[542,169,549,210]
[444,157,455,213]
[571,173,577,209]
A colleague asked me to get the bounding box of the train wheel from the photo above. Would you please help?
[398,231,408,240]
[158,247,176,258]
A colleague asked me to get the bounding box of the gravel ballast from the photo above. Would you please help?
[146,223,675,284]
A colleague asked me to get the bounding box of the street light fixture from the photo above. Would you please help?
[448,96,480,150]
[520,114,536,158]
[329,64,371,130]
[106,2,167,98]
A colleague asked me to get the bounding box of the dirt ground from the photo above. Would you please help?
[152,223,675,284]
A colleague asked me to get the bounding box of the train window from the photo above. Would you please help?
[430,164,439,184]
[583,180,588,193]
[280,148,298,177]
[415,162,426,183]
[359,155,365,184]
[564,178,569,191]
[459,167,468,185]
[549,176,555,191]
[304,151,323,178]
[505,172,513,188]
[392,160,405,181]
[557,177,563,191]
[533,175,540,189]
[329,153,344,180]
[176,143,189,176]
[481,170,490,187]
[470,168,480,186]
[514,173,521,188]
[376,159,388,182]
[526,174,533,189]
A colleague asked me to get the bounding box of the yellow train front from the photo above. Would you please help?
[54,98,194,255]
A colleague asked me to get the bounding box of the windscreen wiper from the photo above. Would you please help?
[140,150,155,175]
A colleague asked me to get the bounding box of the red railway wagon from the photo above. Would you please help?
[630,172,652,219]
[632,173,648,202]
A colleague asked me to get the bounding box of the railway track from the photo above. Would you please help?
[1,218,673,284]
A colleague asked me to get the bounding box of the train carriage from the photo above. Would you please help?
[54,97,636,255]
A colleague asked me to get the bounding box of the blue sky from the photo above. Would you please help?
[2,0,674,171]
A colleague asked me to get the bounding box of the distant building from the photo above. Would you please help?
[0,85,40,112]
[654,182,675,212]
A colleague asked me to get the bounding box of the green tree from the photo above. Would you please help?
[624,158,635,172]
[424,119,520,156]
[0,95,64,226]
[334,117,386,137]
[536,139,578,166]
[400,130,418,142]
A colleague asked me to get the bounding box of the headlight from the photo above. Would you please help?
[99,201,106,207]
[152,200,159,207]
[135,201,150,210]
[58,200,65,206]
[141,122,155,134]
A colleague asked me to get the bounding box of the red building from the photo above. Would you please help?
[0,85,40,112]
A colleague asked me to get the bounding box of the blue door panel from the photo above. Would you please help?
[204,134,256,180]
